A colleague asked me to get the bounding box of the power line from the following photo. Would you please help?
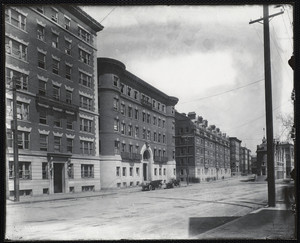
[180,78,264,104]
[99,7,117,24]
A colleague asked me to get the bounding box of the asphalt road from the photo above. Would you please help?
[5,179,286,240]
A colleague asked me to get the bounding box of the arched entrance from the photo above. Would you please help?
[140,143,153,181]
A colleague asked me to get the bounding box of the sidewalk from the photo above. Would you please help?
[193,202,296,240]
[6,186,141,205]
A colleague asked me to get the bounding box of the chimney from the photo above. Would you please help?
[188,112,196,120]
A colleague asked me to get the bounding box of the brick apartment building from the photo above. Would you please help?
[97,58,178,189]
[5,5,103,196]
[229,137,241,176]
[240,147,252,175]
[175,112,231,182]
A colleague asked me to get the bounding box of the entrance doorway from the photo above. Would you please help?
[53,163,64,193]
[143,163,147,181]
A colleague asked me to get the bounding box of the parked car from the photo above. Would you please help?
[240,174,256,182]
[142,180,163,191]
[165,178,181,189]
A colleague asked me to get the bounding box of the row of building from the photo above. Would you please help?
[5,5,294,197]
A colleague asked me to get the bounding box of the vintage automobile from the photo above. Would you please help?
[165,178,181,189]
[240,174,257,182]
[141,180,163,191]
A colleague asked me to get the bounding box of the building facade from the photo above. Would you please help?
[97,58,178,189]
[256,138,294,179]
[175,112,231,182]
[5,5,103,196]
[240,147,252,175]
[229,137,241,176]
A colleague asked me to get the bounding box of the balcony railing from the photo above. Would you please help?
[36,94,79,113]
[141,98,152,109]
[121,152,142,162]
[154,156,168,163]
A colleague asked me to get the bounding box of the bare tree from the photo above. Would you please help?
[276,113,294,143]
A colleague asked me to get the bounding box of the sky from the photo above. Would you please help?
[82,5,294,153]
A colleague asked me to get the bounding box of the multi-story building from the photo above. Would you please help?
[5,5,103,197]
[97,58,178,189]
[175,112,231,182]
[229,137,241,176]
[240,147,251,174]
[251,155,257,175]
[256,138,294,179]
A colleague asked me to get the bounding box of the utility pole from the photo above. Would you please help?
[249,5,283,207]
[12,77,20,202]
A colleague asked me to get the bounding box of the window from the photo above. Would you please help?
[65,39,71,55]
[134,91,138,99]
[120,83,125,93]
[154,168,157,176]
[17,102,29,121]
[162,105,165,112]
[40,134,48,151]
[42,162,48,179]
[67,138,73,153]
[10,162,31,179]
[127,87,131,96]
[157,103,161,110]
[128,125,132,136]
[80,141,93,155]
[154,132,157,142]
[6,130,13,148]
[36,6,44,14]
[66,90,72,104]
[5,8,26,31]
[147,114,150,123]
[121,143,126,152]
[78,26,91,43]
[51,8,58,22]
[128,107,132,117]
[39,110,47,124]
[113,76,119,87]
[18,131,30,149]
[114,119,119,132]
[81,164,94,178]
[129,144,133,153]
[135,145,139,153]
[147,130,151,140]
[116,166,120,176]
[136,167,140,176]
[37,24,45,41]
[163,135,166,143]
[54,136,61,152]
[158,118,161,127]
[162,120,165,128]
[159,168,161,175]
[5,37,27,61]
[153,116,157,125]
[134,109,139,119]
[130,167,133,176]
[52,33,59,48]
[79,49,91,65]
[38,79,46,96]
[80,96,93,111]
[121,123,126,135]
[152,100,156,108]
[142,112,146,122]
[135,126,139,138]
[163,168,166,175]
[113,97,119,111]
[79,72,92,88]
[66,118,73,130]
[6,68,28,91]
[122,167,126,176]
[64,16,70,30]
[80,118,92,133]
[114,141,120,154]
[143,129,146,139]
[38,51,46,69]
[120,103,125,115]
[53,116,61,127]
[52,59,59,75]
[52,85,60,100]
[65,65,71,80]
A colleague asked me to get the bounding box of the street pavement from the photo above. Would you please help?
[5,177,296,240]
